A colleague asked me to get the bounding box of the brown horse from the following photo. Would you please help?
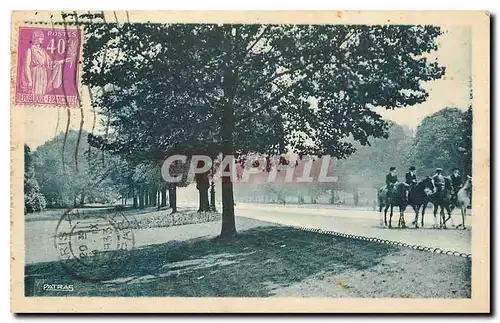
[408,176,435,228]
[424,176,455,229]
[378,182,410,228]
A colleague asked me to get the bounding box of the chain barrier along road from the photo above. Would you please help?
[235,203,472,256]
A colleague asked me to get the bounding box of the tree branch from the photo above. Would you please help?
[235,74,307,127]
[235,28,358,126]
[242,25,270,59]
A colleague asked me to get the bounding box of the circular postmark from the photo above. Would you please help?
[54,208,136,283]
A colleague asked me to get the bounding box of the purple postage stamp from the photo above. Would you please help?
[15,27,81,107]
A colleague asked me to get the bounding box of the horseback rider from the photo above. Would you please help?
[450,167,462,204]
[451,168,463,193]
[405,166,417,188]
[386,166,398,191]
[432,168,445,192]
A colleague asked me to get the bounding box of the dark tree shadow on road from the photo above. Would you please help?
[25,225,397,297]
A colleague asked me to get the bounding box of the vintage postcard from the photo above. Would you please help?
[10,11,490,313]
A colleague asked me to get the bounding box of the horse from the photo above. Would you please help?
[408,176,435,228]
[378,182,410,229]
[425,176,455,229]
[454,175,472,229]
[377,185,390,225]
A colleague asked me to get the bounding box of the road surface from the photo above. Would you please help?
[234,203,472,254]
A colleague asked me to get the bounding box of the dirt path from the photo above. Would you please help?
[235,203,472,254]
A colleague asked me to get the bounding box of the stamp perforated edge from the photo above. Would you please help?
[11,18,84,109]
[10,10,490,313]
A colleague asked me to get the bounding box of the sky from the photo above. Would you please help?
[373,26,472,130]
[22,26,471,149]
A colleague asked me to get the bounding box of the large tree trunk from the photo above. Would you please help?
[196,173,210,212]
[169,184,177,213]
[160,187,167,207]
[221,178,235,237]
[219,64,237,238]
[199,189,210,212]
[169,187,173,208]
[139,187,144,208]
[330,189,335,204]
[151,190,157,207]
[210,181,216,212]
[133,192,138,208]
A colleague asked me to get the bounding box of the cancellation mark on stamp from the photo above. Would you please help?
[54,208,135,283]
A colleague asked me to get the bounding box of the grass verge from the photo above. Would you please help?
[25,217,470,298]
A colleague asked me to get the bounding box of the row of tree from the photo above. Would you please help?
[336,106,472,190]
[230,107,472,206]
[24,105,471,215]
[24,130,189,211]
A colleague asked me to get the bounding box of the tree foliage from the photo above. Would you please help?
[412,107,471,177]
[24,145,46,213]
[460,106,472,176]
[82,23,445,236]
[33,131,121,207]
[83,24,444,156]
[335,122,414,189]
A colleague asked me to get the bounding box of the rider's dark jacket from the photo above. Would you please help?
[405,171,417,185]
[451,174,462,192]
[386,173,398,186]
